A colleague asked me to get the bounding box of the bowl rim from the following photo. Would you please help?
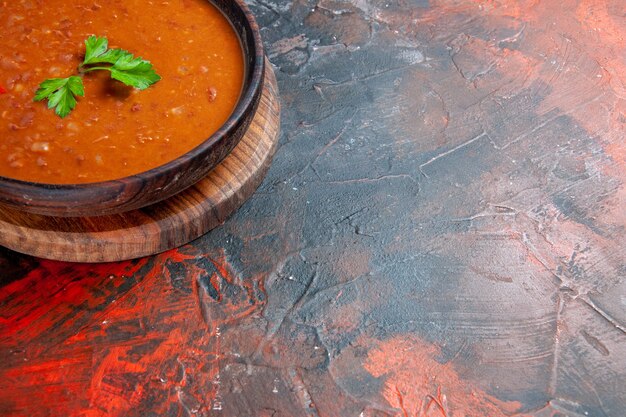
[0,0,265,213]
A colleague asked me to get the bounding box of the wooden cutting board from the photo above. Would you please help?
[0,62,280,263]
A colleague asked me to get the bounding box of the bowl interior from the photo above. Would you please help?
[0,0,265,217]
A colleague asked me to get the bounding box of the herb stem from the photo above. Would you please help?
[82,66,113,73]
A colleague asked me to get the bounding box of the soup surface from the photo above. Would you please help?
[0,0,244,184]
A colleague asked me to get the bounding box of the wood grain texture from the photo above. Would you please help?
[0,61,279,263]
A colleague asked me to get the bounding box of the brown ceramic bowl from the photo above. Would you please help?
[0,0,264,217]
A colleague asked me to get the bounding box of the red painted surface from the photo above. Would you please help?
[363,335,525,416]
[0,248,267,416]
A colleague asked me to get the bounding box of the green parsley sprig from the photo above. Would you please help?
[34,76,85,118]
[34,36,161,118]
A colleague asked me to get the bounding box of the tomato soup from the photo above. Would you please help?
[0,0,244,184]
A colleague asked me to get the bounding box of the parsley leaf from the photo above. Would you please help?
[97,48,127,65]
[109,55,162,90]
[81,36,161,90]
[34,76,85,118]
[81,36,128,66]
[82,35,110,65]
[34,36,161,117]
